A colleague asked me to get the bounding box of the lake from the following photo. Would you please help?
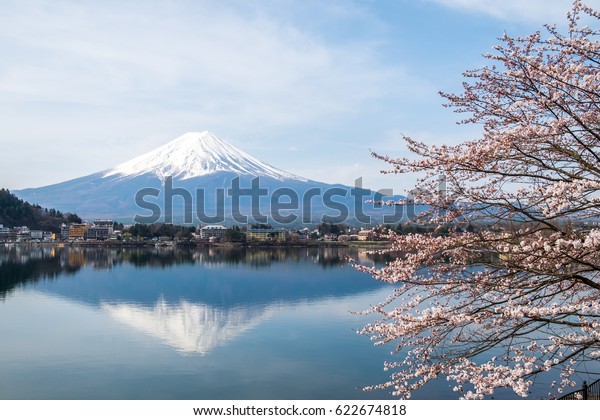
[0,245,413,400]
[0,244,574,400]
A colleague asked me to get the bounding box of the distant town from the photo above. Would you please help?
[0,187,399,247]
[0,219,387,247]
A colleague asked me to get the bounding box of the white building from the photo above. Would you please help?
[30,230,44,240]
[60,223,70,240]
[85,220,114,240]
[199,225,227,240]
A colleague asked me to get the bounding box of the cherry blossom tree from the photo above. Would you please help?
[358,1,600,399]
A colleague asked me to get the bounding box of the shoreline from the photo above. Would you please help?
[1,240,391,249]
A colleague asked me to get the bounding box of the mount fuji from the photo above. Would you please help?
[103,131,306,182]
[14,132,402,225]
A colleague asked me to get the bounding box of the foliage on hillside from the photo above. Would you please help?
[126,222,196,239]
[0,188,81,232]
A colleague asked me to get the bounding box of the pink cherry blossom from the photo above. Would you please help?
[358,0,600,399]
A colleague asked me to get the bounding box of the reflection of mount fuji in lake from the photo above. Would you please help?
[0,246,389,354]
[102,299,275,355]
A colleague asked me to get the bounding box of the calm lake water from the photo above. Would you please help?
[0,245,575,400]
[0,245,407,400]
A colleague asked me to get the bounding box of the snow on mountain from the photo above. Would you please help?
[103,131,306,182]
[13,131,406,223]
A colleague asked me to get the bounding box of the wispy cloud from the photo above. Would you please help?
[425,0,600,23]
[0,0,414,127]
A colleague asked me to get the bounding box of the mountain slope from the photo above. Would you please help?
[104,131,306,181]
[14,132,404,224]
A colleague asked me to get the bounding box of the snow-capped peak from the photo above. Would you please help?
[103,131,306,181]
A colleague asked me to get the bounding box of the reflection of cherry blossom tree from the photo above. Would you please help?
[358,1,600,399]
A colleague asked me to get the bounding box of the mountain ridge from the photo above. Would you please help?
[14,132,405,224]
[103,131,307,182]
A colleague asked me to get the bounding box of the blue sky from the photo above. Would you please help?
[1,0,597,194]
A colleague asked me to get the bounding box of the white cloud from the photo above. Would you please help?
[425,0,600,23]
[0,0,412,126]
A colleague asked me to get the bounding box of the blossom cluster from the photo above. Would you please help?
[359,1,600,400]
